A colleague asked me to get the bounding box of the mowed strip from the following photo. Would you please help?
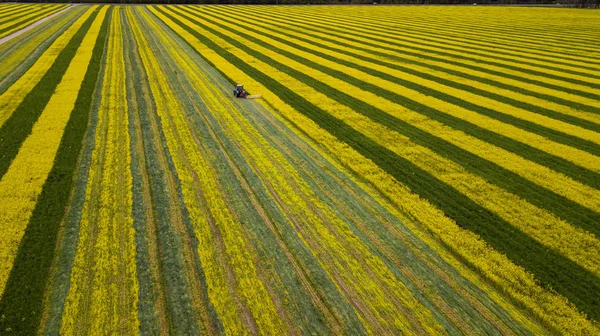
[129,8,290,334]
[0,3,105,307]
[123,10,207,334]
[0,6,86,93]
[150,6,599,334]
[60,9,139,335]
[0,5,68,39]
[139,7,457,334]
[133,11,340,334]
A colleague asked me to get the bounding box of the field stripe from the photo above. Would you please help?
[389,16,600,70]
[0,5,22,17]
[181,4,600,278]
[372,13,600,70]
[178,6,600,231]
[0,5,94,130]
[0,6,85,94]
[249,7,600,106]
[236,13,600,136]
[0,5,67,39]
[293,7,600,61]
[207,6,600,191]
[0,6,108,335]
[151,6,598,333]
[369,8,600,52]
[144,7,465,334]
[59,9,138,335]
[239,7,600,117]
[156,5,600,323]
[224,6,600,133]
[0,4,44,21]
[265,8,600,92]
[0,5,46,26]
[285,7,600,78]
[0,4,100,294]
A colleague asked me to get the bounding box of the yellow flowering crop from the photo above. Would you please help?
[0,5,106,298]
[1,4,598,335]
[0,6,95,127]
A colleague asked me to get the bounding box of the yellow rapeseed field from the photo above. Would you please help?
[0,4,598,335]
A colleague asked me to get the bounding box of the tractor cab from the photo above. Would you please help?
[233,84,247,98]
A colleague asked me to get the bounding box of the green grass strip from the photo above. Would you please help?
[156,6,600,323]
[0,7,108,335]
[0,6,96,181]
[206,6,600,191]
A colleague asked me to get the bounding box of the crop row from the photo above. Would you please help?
[0,5,598,335]
[0,4,68,39]
[0,6,110,334]
[152,5,599,333]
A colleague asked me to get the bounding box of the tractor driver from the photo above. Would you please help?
[233,84,247,98]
